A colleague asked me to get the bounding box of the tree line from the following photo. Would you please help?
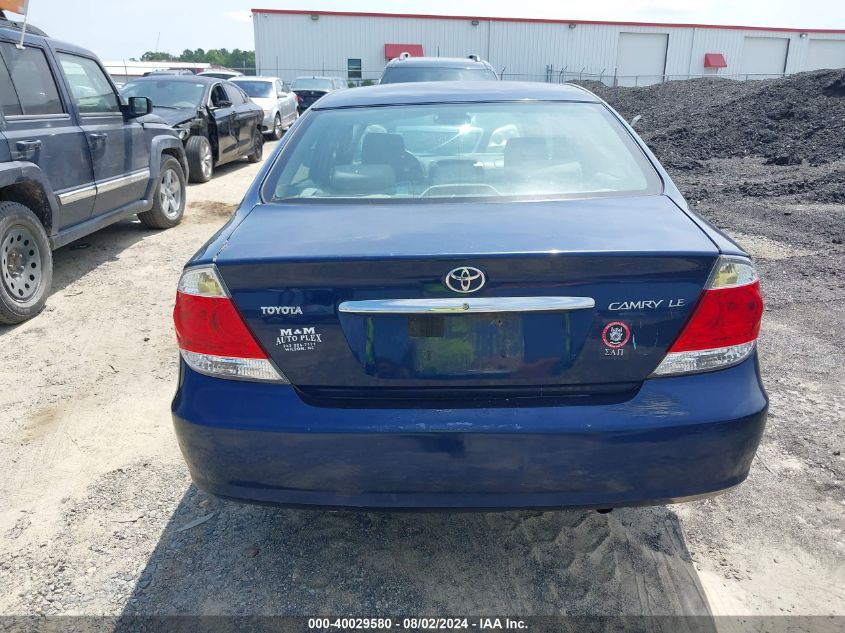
[134,48,255,71]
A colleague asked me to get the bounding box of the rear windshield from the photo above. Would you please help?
[121,80,205,108]
[380,66,499,84]
[263,102,661,202]
[293,78,334,91]
[232,80,273,98]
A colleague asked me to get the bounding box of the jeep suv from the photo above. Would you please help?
[0,21,188,324]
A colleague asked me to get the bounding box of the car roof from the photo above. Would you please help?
[0,21,98,59]
[232,76,278,82]
[385,56,491,69]
[313,81,600,109]
[128,75,218,85]
[293,76,335,80]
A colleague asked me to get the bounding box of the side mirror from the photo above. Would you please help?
[125,96,152,118]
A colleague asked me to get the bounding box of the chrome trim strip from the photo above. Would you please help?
[56,169,149,205]
[96,169,150,194]
[57,184,97,205]
[4,113,71,122]
[338,297,596,315]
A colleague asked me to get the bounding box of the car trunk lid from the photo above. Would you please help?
[215,196,718,394]
[293,89,329,108]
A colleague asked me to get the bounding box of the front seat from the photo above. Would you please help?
[361,133,424,184]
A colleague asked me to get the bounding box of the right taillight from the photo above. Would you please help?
[174,266,288,383]
[652,256,764,377]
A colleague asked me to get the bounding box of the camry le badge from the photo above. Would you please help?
[445,267,486,293]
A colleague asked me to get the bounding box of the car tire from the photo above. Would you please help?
[0,201,53,325]
[186,135,213,183]
[267,113,283,140]
[247,129,264,163]
[137,156,186,229]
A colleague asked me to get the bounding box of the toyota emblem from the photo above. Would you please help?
[445,267,486,293]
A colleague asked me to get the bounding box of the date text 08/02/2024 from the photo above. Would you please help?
[307,617,528,630]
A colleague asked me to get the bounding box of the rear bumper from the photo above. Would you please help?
[260,112,274,132]
[172,357,767,509]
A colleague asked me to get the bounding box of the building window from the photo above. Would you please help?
[347,58,362,79]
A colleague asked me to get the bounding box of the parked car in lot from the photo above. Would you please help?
[379,55,498,84]
[230,76,298,140]
[0,22,187,324]
[143,68,195,77]
[121,76,264,183]
[291,76,346,112]
[198,69,243,80]
[172,81,767,510]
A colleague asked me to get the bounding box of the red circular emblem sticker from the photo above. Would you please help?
[602,321,631,349]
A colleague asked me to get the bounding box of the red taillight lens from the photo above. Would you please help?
[173,266,287,382]
[295,94,302,103]
[174,292,266,358]
[669,280,764,352]
[652,256,764,377]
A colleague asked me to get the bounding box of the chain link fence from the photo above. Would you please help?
[231,66,789,88]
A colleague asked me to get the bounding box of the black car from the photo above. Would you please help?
[121,76,264,183]
[291,76,346,112]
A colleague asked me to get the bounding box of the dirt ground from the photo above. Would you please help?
[0,132,843,620]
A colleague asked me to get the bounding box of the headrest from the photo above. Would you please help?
[362,133,406,163]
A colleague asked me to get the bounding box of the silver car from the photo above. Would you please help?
[231,76,298,140]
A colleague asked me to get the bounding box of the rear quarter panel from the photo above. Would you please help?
[584,87,748,258]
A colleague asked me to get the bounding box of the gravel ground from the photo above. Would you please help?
[0,77,843,621]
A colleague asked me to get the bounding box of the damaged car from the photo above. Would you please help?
[121,76,264,183]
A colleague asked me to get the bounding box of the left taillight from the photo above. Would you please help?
[174,266,288,382]
[652,256,764,377]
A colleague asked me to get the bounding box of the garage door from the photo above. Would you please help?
[805,39,845,70]
[741,37,789,78]
[616,32,668,86]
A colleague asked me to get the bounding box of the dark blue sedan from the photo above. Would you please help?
[171,82,767,510]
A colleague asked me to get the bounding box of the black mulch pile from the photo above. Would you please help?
[575,70,845,202]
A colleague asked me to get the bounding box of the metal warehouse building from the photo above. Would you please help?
[253,8,845,86]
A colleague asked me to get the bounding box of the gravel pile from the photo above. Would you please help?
[577,70,845,203]
[578,70,845,165]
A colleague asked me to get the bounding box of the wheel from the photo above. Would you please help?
[137,156,186,229]
[247,129,264,163]
[185,135,213,183]
[267,113,283,140]
[0,201,53,325]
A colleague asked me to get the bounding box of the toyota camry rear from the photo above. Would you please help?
[171,82,767,509]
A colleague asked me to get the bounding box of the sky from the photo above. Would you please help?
[11,0,845,61]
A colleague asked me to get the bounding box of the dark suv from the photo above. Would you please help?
[379,55,499,84]
[0,21,188,324]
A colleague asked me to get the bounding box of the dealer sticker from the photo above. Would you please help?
[276,326,323,352]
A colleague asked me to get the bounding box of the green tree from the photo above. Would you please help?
[140,51,172,62]
[137,48,255,73]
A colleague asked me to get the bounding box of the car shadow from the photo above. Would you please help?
[193,151,272,186]
[0,218,154,335]
[119,484,717,623]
